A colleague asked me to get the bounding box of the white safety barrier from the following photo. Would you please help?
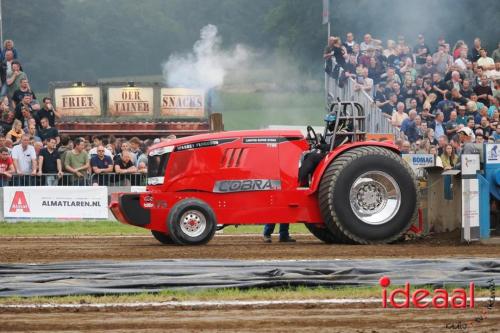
[3,186,108,219]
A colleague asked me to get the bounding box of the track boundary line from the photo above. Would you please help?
[0,297,492,309]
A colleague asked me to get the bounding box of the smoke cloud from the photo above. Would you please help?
[162,24,250,90]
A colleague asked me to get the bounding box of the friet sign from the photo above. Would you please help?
[54,87,101,116]
[161,88,205,117]
[108,87,154,116]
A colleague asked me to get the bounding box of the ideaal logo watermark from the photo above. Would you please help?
[379,276,475,308]
[379,276,495,331]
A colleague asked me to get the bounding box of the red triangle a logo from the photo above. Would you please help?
[10,191,30,212]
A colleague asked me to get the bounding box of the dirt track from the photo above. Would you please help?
[0,233,499,263]
[1,302,499,333]
[1,234,499,332]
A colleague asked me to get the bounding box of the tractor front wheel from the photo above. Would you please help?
[167,199,217,245]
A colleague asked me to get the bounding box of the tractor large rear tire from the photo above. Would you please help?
[167,198,217,245]
[318,146,418,244]
[304,223,345,244]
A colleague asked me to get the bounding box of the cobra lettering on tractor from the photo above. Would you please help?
[213,179,281,193]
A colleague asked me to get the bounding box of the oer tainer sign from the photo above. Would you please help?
[108,87,154,116]
[3,187,108,219]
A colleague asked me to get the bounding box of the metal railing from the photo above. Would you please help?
[325,74,402,139]
[0,173,147,187]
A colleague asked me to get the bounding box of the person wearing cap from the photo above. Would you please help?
[457,127,480,155]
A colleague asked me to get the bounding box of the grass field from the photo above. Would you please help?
[0,284,490,305]
[0,221,309,236]
[214,91,325,130]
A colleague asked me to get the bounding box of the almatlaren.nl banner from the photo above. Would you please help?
[3,186,108,219]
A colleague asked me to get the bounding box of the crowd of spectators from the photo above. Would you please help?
[0,132,176,186]
[0,38,183,187]
[324,33,500,169]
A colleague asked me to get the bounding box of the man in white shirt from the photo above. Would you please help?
[477,48,496,78]
[11,134,37,185]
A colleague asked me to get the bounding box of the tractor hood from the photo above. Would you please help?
[148,129,305,153]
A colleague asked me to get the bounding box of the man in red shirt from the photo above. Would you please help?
[0,147,15,186]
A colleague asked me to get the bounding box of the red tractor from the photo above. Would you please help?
[110,101,418,245]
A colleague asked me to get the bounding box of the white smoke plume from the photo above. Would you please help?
[162,24,250,90]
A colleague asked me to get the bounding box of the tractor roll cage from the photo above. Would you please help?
[325,100,366,152]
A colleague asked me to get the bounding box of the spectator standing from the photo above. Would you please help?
[0,147,14,186]
[431,73,448,102]
[456,105,468,126]
[391,102,408,127]
[6,119,23,144]
[354,67,373,97]
[38,117,59,144]
[0,95,14,135]
[460,79,474,98]
[425,128,438,146]
[360,34,375,53]
[493,123,500,142]
[436,92,455,122]
[64,137,89,185]
[90,145,114,186]
[11,134,37,185]
[470,38,482,63]
[477,49,496,78]
[37,137,63,186]
[420,56,437,79]
[441,144,458,170]
[26,123,41,143]
[401,110,419,143]
[343,32,355,54]
[431,111,446,141]
[6,61,27,99]
[114,150,137,185]
[14,95,34,126]
[474,75,493,107]
[380,92,398,116]
[420,107,435,128]
[413,34,430,67]
[12,78,36,107]
[492,42,500,63]
[454,49,471,72]
[433,44,453,75]
[263,223,296,243]
[447,71,462,91]
[445,111,459,140]
[1,40,18,61]
[128,137,144,165]
[37,97,60,128]
[89,136,113,158]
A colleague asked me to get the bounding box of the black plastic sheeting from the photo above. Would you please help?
[0,259,499,297]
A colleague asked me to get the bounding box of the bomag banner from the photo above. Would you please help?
[54,87,101,116]
[108,87,154,116]
[161,88,205,117]
[3,186,108,219]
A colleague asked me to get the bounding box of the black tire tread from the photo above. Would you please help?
[304,223,343,243]
[151,230,174,244]
[318,146,418,244]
